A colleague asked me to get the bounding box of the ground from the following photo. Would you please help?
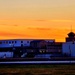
[0,64,75,75]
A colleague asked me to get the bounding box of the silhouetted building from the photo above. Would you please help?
[47,42,62,53]
[66,32,75,42]
[1,31,75,58]
[30,40,57,54]
[30,40,47,48]
[0,39,55,58]
[63,32,75,57]
[0,39,32,48]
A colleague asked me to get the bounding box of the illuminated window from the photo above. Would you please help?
[40,50,42,53]
[31,50,33,52]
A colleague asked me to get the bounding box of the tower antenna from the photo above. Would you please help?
[71,25,72,32]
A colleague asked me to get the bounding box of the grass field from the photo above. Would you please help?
[0,64,75,75]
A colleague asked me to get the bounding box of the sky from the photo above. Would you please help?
[0,0,75,42]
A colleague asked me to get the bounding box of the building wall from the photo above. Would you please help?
[47,42,62,53]
[30,40,55,48]
[62,42,75,57]
[0,39,55,48]
[66,37,75,42]
[0,39,32,48]
[0,52,13,58]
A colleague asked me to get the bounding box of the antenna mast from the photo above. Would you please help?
[71,25,72,32]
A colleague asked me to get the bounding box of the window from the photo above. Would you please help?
[6,41,8,44]
[15,41,17,43]
[9,41,11,44]
[21,44,23,47]
[21,41,23,43]
[3,41,5,43]
[40,50,42,53]
[27,41,29,43]
[12,41,14,44]
[46,50,48,52]
[31,50,33,52]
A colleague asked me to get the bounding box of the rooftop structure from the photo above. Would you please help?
[66,32,75,42]
[0,32,75,58]
[0,39,55,48]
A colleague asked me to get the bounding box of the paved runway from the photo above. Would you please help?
[0,60,75,64]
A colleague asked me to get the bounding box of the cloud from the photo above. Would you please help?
[35,19,74,22]
[0,31,33,37]
[0,24,18,26]
[35,20,46,22]
[28,27,51,31]
[50,20,74,22]
[34,19,74,22]
[0,28,70,42]
[28,19,73,23]
[13,24,18,26]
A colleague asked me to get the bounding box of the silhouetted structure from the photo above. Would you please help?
[1,31,75,58]
[66,32,75,42]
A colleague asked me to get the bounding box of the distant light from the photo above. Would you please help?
[9,44,14,46]
[9,44,12,46]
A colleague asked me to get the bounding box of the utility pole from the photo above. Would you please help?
[71,25,72,32]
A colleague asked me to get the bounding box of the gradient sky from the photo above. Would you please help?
[0,0,75,42]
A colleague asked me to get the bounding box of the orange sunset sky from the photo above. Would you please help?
[0,0,75,42]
